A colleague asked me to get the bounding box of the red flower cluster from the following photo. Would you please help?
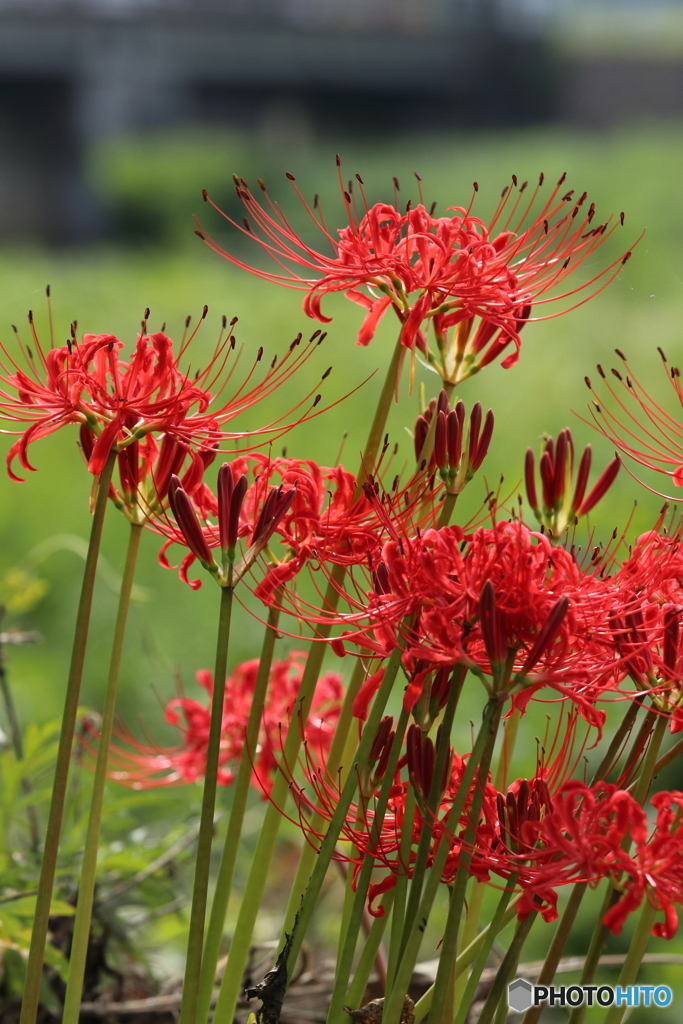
[198,167,635,384]
[0,315,328,488]
[81,652,343,795]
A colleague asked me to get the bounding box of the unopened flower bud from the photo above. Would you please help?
[518,596,570,677]
[577,456,620,515]
[168,476,215,566]
[479,580,508,670]
[663,604,682,680]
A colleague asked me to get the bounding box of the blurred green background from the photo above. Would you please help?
[2,121,683,1016]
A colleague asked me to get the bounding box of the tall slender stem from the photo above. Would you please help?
[327,707,410,1024]
[343,890,394,1011]
[284,649,404,981]
[428,717,501,1024]
[476,911,538,1024]
[62,521,143,1023]
[396,668,465,966]
[382,697,504,1024]
[452,876,519,1024]
[195,603,281,1024]
[178,584,233,1024]
[412,895,522,1023]
[20,450,116,1024]
[386,785,415,988]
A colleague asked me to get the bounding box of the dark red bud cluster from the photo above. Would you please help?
[406,724,451,801]
[367,715,396,783]
[217,463,248,555]
[251,483,297,547]
[415,389,493,494]
[495,777,552,851]
[525,428,620,538]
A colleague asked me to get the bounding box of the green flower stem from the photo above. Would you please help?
[382,697,504,1024]
[211,587,342,1024]
[476,911,538,1024]
[358,335,405,488]
[195,602,282,1024]
[521,698,644,1024]
[283,649,404,982]
[601,892,659,1024]
[452,876,519,1024]
[412,895,522,1023]
[451,876,487,1013]
[20,449,116,1024]
[386,785,415,988]
[178,583,234,1024]
[437,492,458,529]
[428,706,504,1024]
[278,659,367,955]
[566,709,669,1024]
[448,707,522,1016]
[344,890,395,1011]
[62,520,143,1024]
[327,707,410,1024]
[396,668,465,967]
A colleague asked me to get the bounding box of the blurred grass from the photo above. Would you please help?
[3,121,683,997]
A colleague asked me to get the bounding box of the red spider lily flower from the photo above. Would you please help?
[80,652,343,796]
[0,312,331,483]
[584,348,683,496]
[524,427,620,539]
[609,790,683,940]
[197,166,636,386]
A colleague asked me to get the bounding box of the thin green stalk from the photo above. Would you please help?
[327,707,410,1024]
[358,335,405,488]
[62,521,143,1024]
[451,875,487,1013]
[429,711,502,1024]
[476,911,538,1024]
[396,668,465,966]
[452,877,519,1024]
[602,891,659,1024]
[20,449,116,1024]
[178,584,234,1024]
[284,649,404,981]
[344,890,394,1010]
[567,710,669,1024]
[413,895,522,1023]
[521,698,644,1024]
[211,598,339,1024]
[386,785,415,988]
[277,659,367,956]
[437,492,458,529]
[382,697,504,1024]
[195,603,281,1024]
